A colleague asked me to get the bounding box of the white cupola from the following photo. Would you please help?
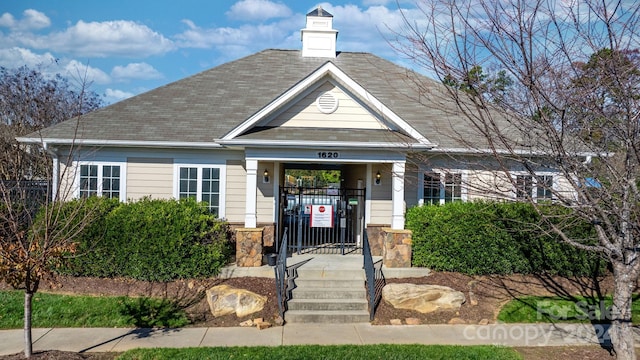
[301,6,338,58]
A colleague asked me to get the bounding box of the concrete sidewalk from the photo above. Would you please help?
[2,323,635,355]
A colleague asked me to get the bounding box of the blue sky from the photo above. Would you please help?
[0,0,422,104]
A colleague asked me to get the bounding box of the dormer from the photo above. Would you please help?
[301,6,338,58]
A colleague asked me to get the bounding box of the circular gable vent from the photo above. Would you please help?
[316,92,339,114]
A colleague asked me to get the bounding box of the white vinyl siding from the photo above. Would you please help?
[267,81,388,130]
[126,157,173,200]
[225,160,246,223]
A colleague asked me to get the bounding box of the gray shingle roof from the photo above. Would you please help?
[28,49,489,150]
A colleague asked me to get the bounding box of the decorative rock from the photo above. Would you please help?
[206,284,267,317]
[382,283,466,313]
[467,280,478,290]
[448,317,467,325]
[390,319,403,325]
[239,319,254,327]
[478,318,490,325]
[405,317,421,325]
[256,321,271,330]
[469,291,478,306]
[254,317,264,323]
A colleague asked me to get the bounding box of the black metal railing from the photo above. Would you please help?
[274,229,289,321]
[279,187,365,255]
[363,230,385,321]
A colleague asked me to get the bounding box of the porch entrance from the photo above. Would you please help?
[278,186,365,255]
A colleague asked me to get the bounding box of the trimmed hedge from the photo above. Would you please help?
[406,201,604,276]
[56,197,232,281]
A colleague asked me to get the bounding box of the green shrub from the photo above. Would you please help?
[58,197,232,281]
[32,196,121,269]
[406,201,603,276]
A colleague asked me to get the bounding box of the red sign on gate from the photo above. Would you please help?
[310,205,333,228]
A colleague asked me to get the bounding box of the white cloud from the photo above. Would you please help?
[0,47,111,87]
[176,18,297,52]
[226,0,292,21]
[111,62,163,81]
[63,60,111,85]
[0,47,57,69]
[309,3,426,55]
[0,9,50,31]
[0,13,15,28]
[362,0,392,5]
[175,2,427,65]
[23,20,175,58]
[104,88,135,103]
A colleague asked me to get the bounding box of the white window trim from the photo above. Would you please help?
[512,171,556,202]
[75,161,127,202]
[417,168,468,205]
[173,164,226,218]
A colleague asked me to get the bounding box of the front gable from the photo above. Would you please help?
[220,62,433,148]
[265,80,387,130]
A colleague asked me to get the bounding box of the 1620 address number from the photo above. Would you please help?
[317,151,339,159]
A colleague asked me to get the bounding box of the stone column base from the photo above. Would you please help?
[235,228,264,267]
[365,226,385,256]
[382,228,412,268]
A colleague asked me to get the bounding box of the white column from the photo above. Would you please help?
[245,159,258,228]
[51,154,59,202]
[272,162,280,223]
[391,161,406,230]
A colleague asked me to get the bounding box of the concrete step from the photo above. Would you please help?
[291,287,366,300]
[293,279,363,289]
[285,310,371,323]
[288,298,368,311]
[295,269,365,280]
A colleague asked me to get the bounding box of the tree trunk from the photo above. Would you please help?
[610,261,637,360]
[24,291,33,358]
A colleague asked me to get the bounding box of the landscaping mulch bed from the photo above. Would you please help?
[0,271,621,327]
[0,271,629,359]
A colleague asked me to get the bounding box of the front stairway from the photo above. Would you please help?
[285,255,370,323]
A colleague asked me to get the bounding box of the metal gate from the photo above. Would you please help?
[278,187,365,255]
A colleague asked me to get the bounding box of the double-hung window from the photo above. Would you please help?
[444,173,463,203]
[177,166,222,216]
[515,175,533,200]
[536,175,554,201]
[79,164,122,200]
[515,174,553,202]
[422,171,465,205]
[423,173,441,205]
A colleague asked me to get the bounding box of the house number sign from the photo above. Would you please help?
[317,151,339,159]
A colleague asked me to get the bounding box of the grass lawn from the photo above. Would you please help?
[0,290,189,328]
[498,294,640,323]
[117,345,522,360]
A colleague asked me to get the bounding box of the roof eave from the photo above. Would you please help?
[216,139,434,150]
[16,137,224,149]
[431,147,602,157]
